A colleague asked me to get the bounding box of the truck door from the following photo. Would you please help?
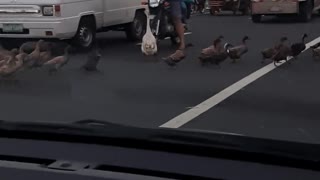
[103,0,128,26]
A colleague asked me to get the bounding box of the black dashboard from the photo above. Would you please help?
[0,137,319,180]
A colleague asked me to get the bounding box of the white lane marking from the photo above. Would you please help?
[136,32,192,46]
[160,36,320,129]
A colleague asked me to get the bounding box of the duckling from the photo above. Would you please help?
[43,45,72,74]
[261,37,288,63]
[82,44,101,71]
[141,9,157,56]
[272,38,291,66]
[227,36,249,63]
[290,33,307,59]
[24,39,44,68]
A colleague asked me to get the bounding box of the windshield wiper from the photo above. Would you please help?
[0,119,319,171]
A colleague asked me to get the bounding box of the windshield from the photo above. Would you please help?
[0,0,319,146]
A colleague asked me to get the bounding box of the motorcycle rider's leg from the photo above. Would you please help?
[170,1,185,50]
[173,17,186,50]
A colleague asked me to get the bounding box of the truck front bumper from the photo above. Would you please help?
[0,17,79,39]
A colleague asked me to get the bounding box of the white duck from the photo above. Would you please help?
[141,9,157,56]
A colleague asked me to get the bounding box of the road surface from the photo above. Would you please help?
[1,14,320,144]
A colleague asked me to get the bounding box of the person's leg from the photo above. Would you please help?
[170,1,185,50]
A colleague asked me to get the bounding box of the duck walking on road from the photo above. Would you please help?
[24,39,44,69]
[198,35,227,66]
[82,44,102,71]
[261,37,288,64]
[272,38,291,66]
[226,36,249,63]
[43,45,72,75]
[290,33,307,60]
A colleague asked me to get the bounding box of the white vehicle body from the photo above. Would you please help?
[0,0,147,48]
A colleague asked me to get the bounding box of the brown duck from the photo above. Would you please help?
[24,39,44,68]
[43,45,72,74]
[261,37,288,63]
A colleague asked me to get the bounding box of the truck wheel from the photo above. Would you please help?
[126,11,146,41]
[251,15,261,23]
[299,0,313,22]
[73,16,96,49]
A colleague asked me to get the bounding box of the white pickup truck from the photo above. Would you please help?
[0,0,147,48]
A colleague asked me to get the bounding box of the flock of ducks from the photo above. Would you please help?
[198,33,309,67]
[0,40,71,79]
[0,29,315,82]
[0,40,102,81]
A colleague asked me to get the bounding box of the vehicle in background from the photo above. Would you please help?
[0,0,147,49]
[251,0,320,23]
[208,0,250,15]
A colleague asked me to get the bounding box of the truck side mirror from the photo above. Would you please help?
[148,0,160,8]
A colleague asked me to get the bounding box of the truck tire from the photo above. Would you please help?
[126,11,147,41]
[251,15,261,23]
[299,0,313,22]
[73,16,96,49]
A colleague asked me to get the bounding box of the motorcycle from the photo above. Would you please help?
[147,0,191,45]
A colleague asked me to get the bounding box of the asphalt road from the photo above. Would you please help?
[1,13,320,144]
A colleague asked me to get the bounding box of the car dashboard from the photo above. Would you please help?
[0,137,319,180]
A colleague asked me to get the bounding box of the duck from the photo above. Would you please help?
[19,40,50,54]
[0,47,18,60]
[227,36,249,63]
[0,48,19,64]
[209,43,231,67]
[261,37,288,63]
[0,53,25,77]
[290,33,307,59]
[23,39,44,68]
[0,56,11,67]
[37,43,54,67]
[311,44,320,60]
[141,9,157,56]
[200,35,224,57]
[82,44,102,71]
[198,35,225,65]
[43,45,72,74]
[272,38,291,66]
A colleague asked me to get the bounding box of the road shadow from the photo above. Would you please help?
[259,15,319,24]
